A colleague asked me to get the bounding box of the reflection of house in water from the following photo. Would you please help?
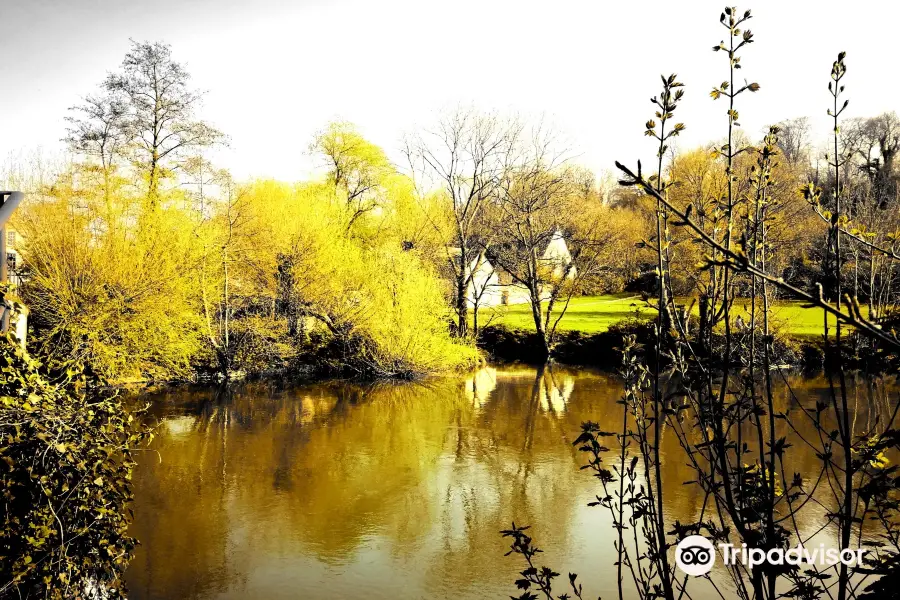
[452,230,576,308]
[463,366,575,416]
[463,367,497,408]
[163,415,199,437]
[537,373,575,415]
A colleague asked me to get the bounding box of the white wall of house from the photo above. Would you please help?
[461,232,578,309]
[6,227,23,290]
[465,254,507,308]
[12,303,28,349]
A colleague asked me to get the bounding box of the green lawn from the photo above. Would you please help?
[731,298,849,339]
[481,294,652,333]
[480,293,852,339]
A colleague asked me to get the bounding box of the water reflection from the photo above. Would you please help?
[125,367,897,600]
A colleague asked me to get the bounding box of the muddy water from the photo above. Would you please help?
[125,366,897,599]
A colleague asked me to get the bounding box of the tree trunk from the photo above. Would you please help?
[456,274,468,338]
[221,247,230,378]
[869,252,877,321]
[699,292,710,356]
[530,288,549,359]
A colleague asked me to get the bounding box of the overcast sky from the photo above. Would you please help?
[1,0,897,182]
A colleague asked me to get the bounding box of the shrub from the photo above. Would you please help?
[16,185,203,382]
[240,180,480,378]
[477,320,656,367]
[0,338,149,599]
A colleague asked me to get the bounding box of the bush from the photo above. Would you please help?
[0,339,149,599]
[227,315,298,377]
[239,180,480,378]
[478,318,818,370]
[16,186,203,382]
[476,324,548,363]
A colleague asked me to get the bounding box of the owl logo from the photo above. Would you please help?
[676,536,716,576]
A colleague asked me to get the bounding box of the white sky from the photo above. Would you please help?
[1,0,898,183]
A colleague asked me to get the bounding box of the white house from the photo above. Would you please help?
[6,227,22,290]
[462,230,576,308]
[542,229,575,280]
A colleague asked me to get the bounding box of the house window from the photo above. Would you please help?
[6,231,14,248]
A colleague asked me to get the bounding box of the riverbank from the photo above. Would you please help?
[476,295,898,372]
[475,321,898,372]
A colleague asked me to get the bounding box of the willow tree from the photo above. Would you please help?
[311,121,393,234]
[16,165,204,381]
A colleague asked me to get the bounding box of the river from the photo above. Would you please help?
[124,365,897,599]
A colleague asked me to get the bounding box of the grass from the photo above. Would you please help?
[479,293,854,339]
[480,294,652,334]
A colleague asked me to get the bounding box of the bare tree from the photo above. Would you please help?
[489,132,616,354]
[65,93,128,202]
[182,154,229,217]
[104,40,224,203]
[823,112,900,320]
[844,112,900,206]
[466,250,498,337]
[774,116,811,165]
[404,108,521,337]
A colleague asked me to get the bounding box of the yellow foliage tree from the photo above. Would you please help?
[236,179,478,377]
[16,168,203,380]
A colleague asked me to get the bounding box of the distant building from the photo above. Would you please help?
[0,191,26,347]
[457,230,576,308]
[6,226,23,290]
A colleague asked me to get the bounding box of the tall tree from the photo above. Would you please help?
[490,138,619,354]
[105,40,223,203]
[197,173,258,377]
[404,108,521,337]
[844,112,900,206]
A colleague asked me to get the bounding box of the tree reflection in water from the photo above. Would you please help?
[124,369,898,600]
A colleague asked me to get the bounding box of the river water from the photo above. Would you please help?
[124,366,897,599]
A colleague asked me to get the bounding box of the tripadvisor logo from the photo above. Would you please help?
[675,536,868,577]
[676,536,716,576]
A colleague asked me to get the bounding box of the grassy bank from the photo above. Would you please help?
[480,293,858,340]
